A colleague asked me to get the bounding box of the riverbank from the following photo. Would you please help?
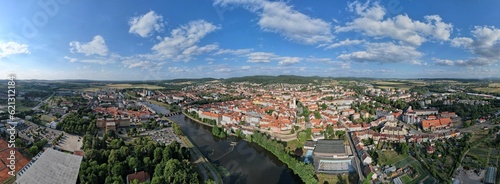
[164,116,223,184]
[182,111,316,184]
[182,111,216,127]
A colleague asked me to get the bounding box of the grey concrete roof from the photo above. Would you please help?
[314,139,346,154]
[15,148,82,184]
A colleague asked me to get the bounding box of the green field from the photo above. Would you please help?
[401,175,412,183]
[474,87,500,93]
[488,83,500,87]
[372,81,417,91]
[379,150,410,166]
[407,160,431,184]
[79,83,164,91]
[317,173,358,184]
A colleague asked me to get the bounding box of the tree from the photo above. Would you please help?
[128,156,140,170]
[298,132,307,142]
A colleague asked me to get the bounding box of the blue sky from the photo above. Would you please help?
[1,0,500,80]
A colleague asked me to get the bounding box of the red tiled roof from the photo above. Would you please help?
[127,171,150,184]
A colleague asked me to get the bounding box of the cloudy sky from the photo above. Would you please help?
[1,0,500,80]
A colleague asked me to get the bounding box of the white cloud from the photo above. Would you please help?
[278,57,301,66]
[336,1,453,46]
[129,11,165,37]
[440,26,500,67]
[0,41,30,58]
[216,68,232,72]
[246,52,276,63]
[152,20,220,61]
[433,58,494,66]
[121,60,166,71]
[214,0,333,44]
[69,35,108,56]
[338,42,422,63]
[214,48,253,55]
[168,67,190,74]
[78,59,111,65]
[451,26,500,59]
[64,56,78,63]
[241,66,251,70]
[305,57,350,68]
[325,39,365,49]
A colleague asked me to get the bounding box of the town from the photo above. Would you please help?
[0,77,499,184]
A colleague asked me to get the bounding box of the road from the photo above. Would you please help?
[347,132,365,182]
[32,92,55,111]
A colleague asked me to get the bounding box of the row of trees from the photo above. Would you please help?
[211,126,227,138]
[79,135,199,184]
[57,110,97,135]
[248,132,318,184]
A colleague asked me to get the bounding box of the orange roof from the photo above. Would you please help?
[311,128,323,133]
[127,171,150,184]
[0,139,29,183]
[422,117,452,129]
[202,111,219,118]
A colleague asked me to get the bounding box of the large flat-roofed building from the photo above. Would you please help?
[16,148,82,184]
[313,140,354,174]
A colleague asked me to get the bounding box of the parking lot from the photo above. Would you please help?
[148,127,181,145]
[17,121,60,143]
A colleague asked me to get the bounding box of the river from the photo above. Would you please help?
[144,102,302,184]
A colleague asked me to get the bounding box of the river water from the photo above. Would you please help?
[144,102,302,184]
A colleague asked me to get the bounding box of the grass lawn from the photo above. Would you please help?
[406,158,431,184]
[401,175,412,184]
[317,173,357,184]
[421,177,436,184]
[286,139,304,151]
[395,157,414,168]
[379,150,409,166]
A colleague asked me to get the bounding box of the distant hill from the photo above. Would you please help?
[223,75,326,84]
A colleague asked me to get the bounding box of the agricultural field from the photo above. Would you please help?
[463,136,498,169]
[78,83,164,91]
[473,87,500,93]
[488,83,500,88]
[372,81,424,91]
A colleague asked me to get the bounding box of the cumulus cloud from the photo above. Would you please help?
[214,48,253,55]
[325,39,365,49]
[433,58,494,66]
[121,59,167,71]
[278,57,301,66]
[0,41,30,58]
[305,57,350,68]
[168,67,190,74]
[129,11,165,37]
[436,26,500,67]
[214,0,333,44]
[246,52,276,63]
[64,56,78,63]
[338,42,423,64]
[451,26,500,59]
[70,35,108,56]
[152,20,220,61]
[335,1,453,46]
